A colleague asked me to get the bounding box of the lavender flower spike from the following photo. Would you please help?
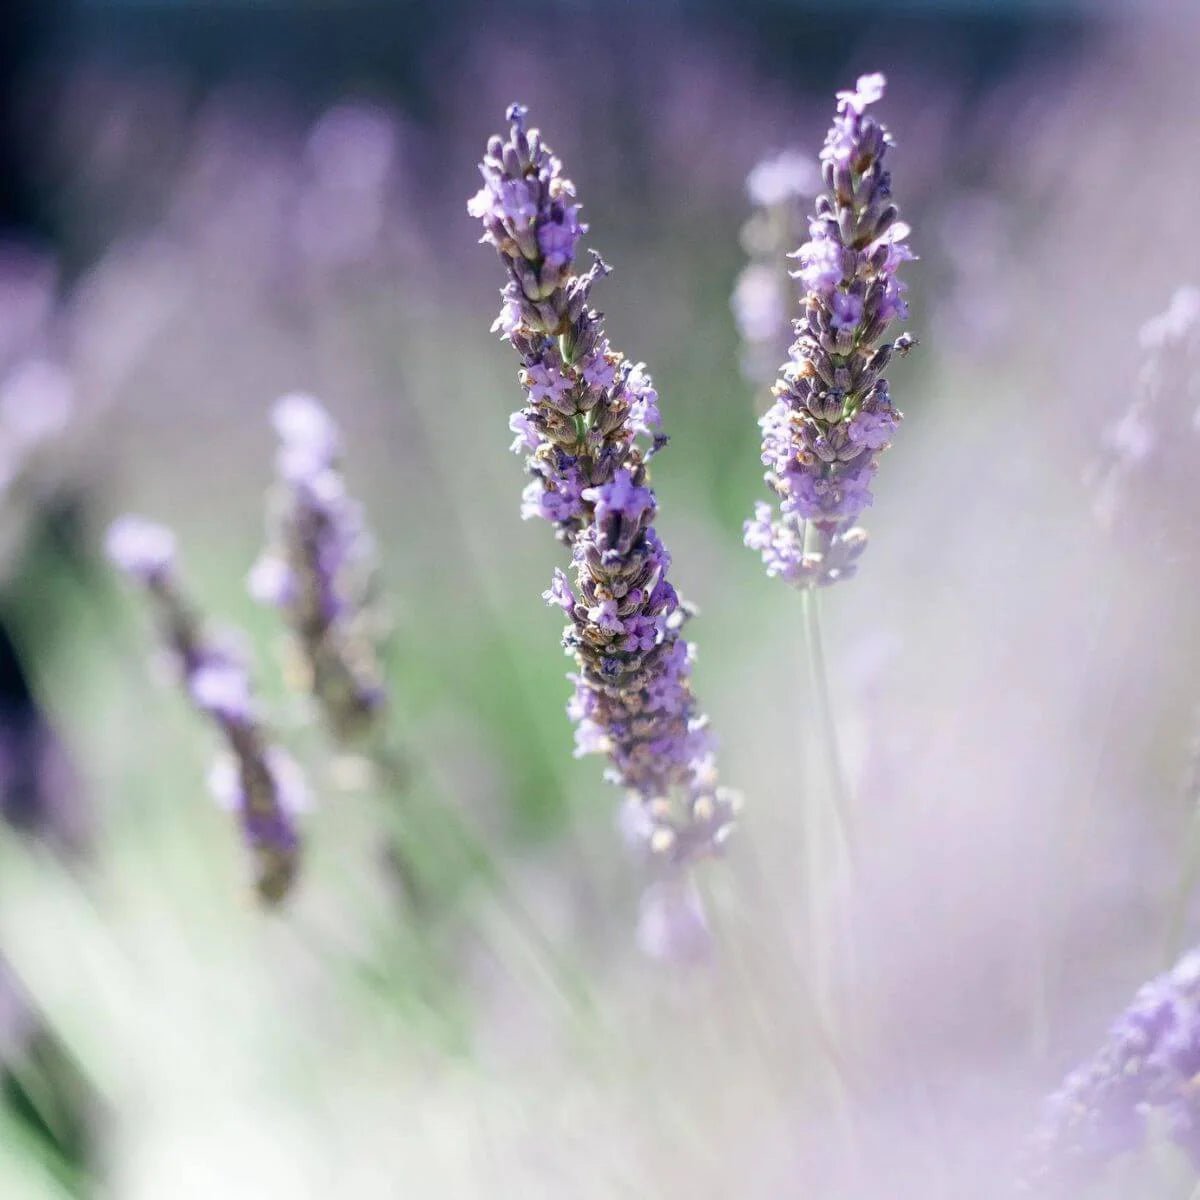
[745,73,916,588]
[108,515,306,902]
[732,148,819,386]
[1090,284,1200,531]
[1023,948,1200,1191]
[470,105,739,868]
[249,393,386,740]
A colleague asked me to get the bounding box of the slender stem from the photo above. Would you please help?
[799,583,860,1174]
[801,587,856,859]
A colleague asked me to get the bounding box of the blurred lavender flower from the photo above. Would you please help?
[108,515,306,902]
[293,103,398,271]
[1091,285,1200,532]
[0,360,73,464]
[745,74,916,588]
[470,104,739,868]
[0,246,77,541]
[249,394,386,741]
[1024,948,1200,1190]
[733,149,818,386]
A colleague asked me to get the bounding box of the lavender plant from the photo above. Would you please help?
[0,248,78,571]
[1024,948,1200,1191]
[469,104,739,877]
[249,393,386,742]
[1087,289,1200,962]
[107,515,307,902]
[1091,284,1200,533]
[732,149,818,387]
[744,74,916,588]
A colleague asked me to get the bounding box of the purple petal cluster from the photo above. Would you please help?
[1025,949,1200,1189]
[745,74,916,589]
[249,394,386,740]
[108,515,305,902]
[471,105,739,864]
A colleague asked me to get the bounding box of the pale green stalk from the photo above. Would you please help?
[801,587,856,857]
[799,562,860,1172]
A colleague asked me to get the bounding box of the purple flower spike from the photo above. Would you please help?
[108,516,304,903]
[733,149,819,386]
[1091,285,1200,533]
[744,74,917,589]
[1024,949,1200,1189]
[251,394,386,741]
[470,105,740,870]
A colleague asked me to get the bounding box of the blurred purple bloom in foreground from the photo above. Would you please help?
[470,104,739,870]
[108,515,306,902]
[1024,949,1200,1190]
[745,73,916,588]
[250,393,386,740]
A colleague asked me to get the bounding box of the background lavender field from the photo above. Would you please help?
[0,1,1198,1196]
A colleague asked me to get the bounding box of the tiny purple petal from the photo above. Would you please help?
[837,72,886,115]
[106,515,176,584]
[190,662,254,726]
[830,290,864,330]
[273,393,340,463]
[542,568,576,614]
[508,410,540,454]
[247,556,296,608]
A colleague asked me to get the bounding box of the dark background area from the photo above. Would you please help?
[0,0,1095,241]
